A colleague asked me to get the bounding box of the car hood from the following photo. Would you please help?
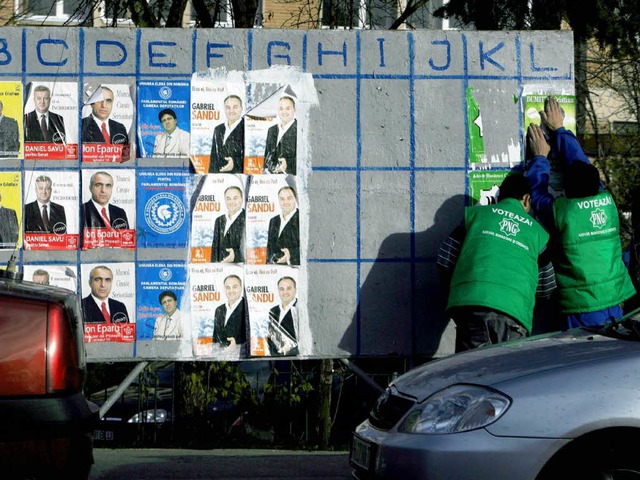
[393,327,638,401]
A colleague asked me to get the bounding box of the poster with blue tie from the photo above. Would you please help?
[23,81,79,160]
[137,80,190,159]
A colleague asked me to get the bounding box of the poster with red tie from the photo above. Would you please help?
[81,262,136,343]
[81,82,134,163]
[80,168,136,250]
[23,81,79,160]
[23,169,80,250]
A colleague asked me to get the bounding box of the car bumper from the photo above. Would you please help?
[350,420,569,480]
[0,393,98,475]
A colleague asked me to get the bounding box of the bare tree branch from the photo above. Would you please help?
[389,0,430,30]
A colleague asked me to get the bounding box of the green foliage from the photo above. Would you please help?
[179,361,257,418]
[263,365,314,407]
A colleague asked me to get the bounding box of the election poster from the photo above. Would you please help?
[244,83,299,175]
[81,168,136,250]
[137,80,190,158]
[23,169,80,250]
[189,70,244,173]
[0,81,23,158]
[135,261,191,358]
[23,264,78,291]
[189,173,247,264]
[81,82,134,163]
[137,169,190,248]
[468,170,509,205]
[246,175,299,266]
[246,265,299,357]
[467,87,487,165]
[81,262,136,343]
[0,172,21,250]
[23,81,78,160]
[190,263,244,359]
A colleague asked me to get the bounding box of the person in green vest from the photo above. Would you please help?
[438,173,552,352]
[525,96,636,328]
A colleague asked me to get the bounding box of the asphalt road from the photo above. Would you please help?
[90,448,353,479]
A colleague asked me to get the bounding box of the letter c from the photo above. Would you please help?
[37,39,68,67]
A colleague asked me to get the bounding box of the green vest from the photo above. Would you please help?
[553,191,636,313]
[447,198,549,332]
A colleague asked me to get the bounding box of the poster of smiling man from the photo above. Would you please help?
[81,83,133,163]
[189,173,247,264]
[23,169,79,250]
[0,81,23,159]
[137,80,190,158]
[136,261,191,358]
[23,81,78,160]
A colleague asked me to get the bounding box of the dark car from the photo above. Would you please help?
[351,310,640,480]
[0,269,99,479]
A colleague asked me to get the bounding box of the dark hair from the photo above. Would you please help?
[158,108,177,122]
[564,162,600,198]
[159,290,177,303]
[498,173,531,202]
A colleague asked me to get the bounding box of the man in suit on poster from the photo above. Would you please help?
[153,108,190,157]
[81,86,129,145]
[212,274,247,348]
[82,265,130,324]
[24,175,67,234]
[0,100,20,154]
[81,171,130,230]
[266,185,300,265]
[263,94,297,175]
[24,85,66,143]
[0,192,18,247]
[211,186,245,263]
[209,95,244,173]
[267,276,298,356]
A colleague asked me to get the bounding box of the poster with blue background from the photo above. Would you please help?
[136,261,189,342]
[137,169,190,248]
[137,80,190,158]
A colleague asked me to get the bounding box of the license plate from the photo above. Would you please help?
[350,434,372,471]
[92,430,114,441]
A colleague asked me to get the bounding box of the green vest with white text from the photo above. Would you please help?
[553,191,636,313]
[447,198,549,332]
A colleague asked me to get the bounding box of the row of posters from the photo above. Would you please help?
[0,170,298,255]
[0,76,302,171]
[26,261,305,359]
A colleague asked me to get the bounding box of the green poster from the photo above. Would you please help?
[467,87,486,164]
[468,170,509,205]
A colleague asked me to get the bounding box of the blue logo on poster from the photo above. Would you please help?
[159,268,173,281]
[144,193,186,234]
[159,86,172,99]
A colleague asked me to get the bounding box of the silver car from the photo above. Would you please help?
[351,317,640,480]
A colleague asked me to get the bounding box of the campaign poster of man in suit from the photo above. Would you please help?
[212,274,247,349]
[211,185,245,263]
[24,175,67,235]
[267,276,299,357]
[263,95,297,175]
[81,169,135,249]
[0,99,20,157]
[24,85,66,143]
[82,263,136,343]
[209,95,244,173]
[81,84,131,163]
[266,185,300,266]
[0,191,19,249]
[153,108,190,158]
